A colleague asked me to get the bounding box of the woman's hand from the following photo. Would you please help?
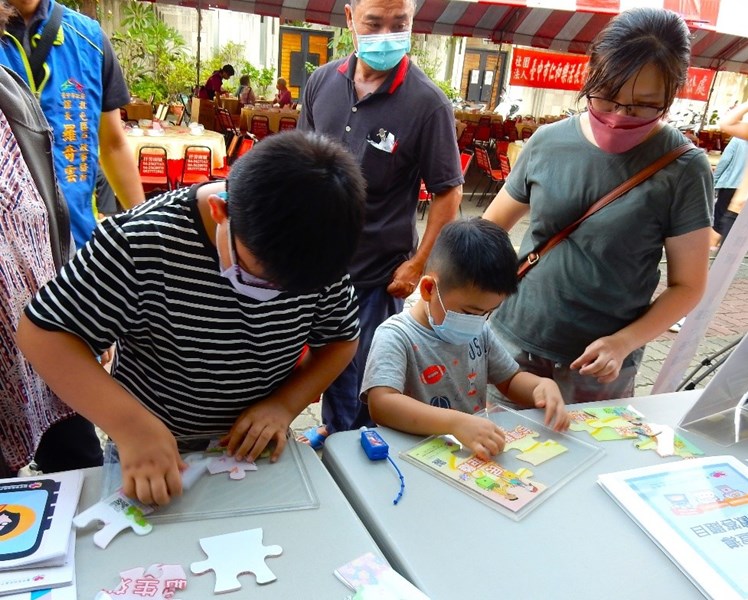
[570,335,630,383]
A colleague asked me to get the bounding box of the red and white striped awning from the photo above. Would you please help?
[164,0,748,73]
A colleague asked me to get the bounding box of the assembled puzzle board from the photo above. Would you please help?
[401,406,603,520]
[100,436,318,523]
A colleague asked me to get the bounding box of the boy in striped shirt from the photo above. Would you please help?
[18,131,365,506]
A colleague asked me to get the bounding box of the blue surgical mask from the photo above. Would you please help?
[426,283,486,345]
[216,221,283,301]
[353,24,411,72]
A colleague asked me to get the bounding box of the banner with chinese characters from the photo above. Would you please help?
[678,67,716,102]
[509,47,715,101]
[508,47,588,91]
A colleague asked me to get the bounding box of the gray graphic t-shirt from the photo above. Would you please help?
[362,311,519,413]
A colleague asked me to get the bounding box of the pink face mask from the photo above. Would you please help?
[587,105,662,154]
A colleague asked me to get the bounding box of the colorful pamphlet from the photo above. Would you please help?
[401,407,603,520]
[598,455,748,600]
[0,471,82,571]
[334,553,429,599]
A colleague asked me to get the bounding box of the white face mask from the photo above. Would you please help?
[426,283,486,345]
[216,220,283,301]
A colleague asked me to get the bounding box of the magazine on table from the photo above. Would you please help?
[0,470,82,571]
[598,455,748,600]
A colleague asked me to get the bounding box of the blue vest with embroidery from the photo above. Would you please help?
[0,0,104,248]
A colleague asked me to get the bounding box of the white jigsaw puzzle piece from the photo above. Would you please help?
[190,528,282,593]
[207,455,258,480]
[73,489,154,549]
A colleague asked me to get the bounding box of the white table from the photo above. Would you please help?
[76,442,382,598]
[323,391,748,600]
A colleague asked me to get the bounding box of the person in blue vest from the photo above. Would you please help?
[0,0,144,249]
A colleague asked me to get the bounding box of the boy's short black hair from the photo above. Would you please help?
[425,219,518,296]
[227,130,365,293]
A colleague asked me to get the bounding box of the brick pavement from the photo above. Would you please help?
[290,185,748,438]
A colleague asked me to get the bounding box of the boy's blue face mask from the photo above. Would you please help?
[426,283,486,346]
[353,23,411,72]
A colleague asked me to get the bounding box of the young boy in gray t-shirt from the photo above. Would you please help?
[361,219,570,460]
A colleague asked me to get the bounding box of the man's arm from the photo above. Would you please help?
[719,102,748,140]
[98,109,145,208]
[387,185,461,297]
[222,339,358,462]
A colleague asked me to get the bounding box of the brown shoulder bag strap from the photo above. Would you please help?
[517,142,693,279]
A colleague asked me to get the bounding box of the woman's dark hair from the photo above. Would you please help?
[228,130,365,293]
[578,8,691,110]
[425,219,518,296]
[222,64,235,77]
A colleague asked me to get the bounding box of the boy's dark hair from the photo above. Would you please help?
[228,130,365,292]
[578,8,690,110]
[222,64,235,77]
[425,219,518,295]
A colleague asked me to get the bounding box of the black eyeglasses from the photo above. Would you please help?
[587,96,666,119]
[225,218,281,291]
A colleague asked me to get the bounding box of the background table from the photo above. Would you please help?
[125,126,226,187]
[506,140,524,167]
[240,108,300,133]
[323,391,747,600]
[76,442,383,598]
[454,110,502,125]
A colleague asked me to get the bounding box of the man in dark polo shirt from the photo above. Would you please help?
[298,0,463,443]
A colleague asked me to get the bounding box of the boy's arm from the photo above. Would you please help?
[16,316,185,505]
[497,371,570,431]
[223,339,358,463]
[368,387,505,459]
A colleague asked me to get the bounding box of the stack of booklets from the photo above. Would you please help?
[598,455,748,600]
[0,470,83,598]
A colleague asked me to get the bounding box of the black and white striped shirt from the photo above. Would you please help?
[25,187,359,434]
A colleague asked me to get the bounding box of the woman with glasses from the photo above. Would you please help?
[482,7,713,403]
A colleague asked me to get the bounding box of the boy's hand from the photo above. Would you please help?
[221,398,294,464]
[533,378,570,431]
[451,412,506,460]
[114,416,186,506]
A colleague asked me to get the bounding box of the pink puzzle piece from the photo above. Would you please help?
[190,528,282,593]
[97,563,187,600]
[207,455,258,480]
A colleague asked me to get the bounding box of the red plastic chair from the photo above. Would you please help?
[278,116,297,131]
[457,124,476,151]
[416,181,432,221]
[471,146,503,207]
[179,145,212,187]
[499,153,512,181]
[249,115,270,140]
[137,146,169,194]
[236,136,255,159]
